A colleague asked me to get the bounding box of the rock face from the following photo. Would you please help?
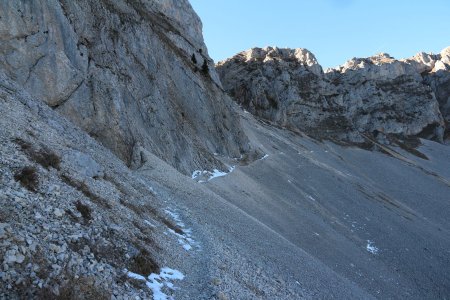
[217,46,450,143]
[0,0,249,174]
[424,47,450,140]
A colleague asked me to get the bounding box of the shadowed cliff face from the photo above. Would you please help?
[0,0,250,174]
[217,47,450,145]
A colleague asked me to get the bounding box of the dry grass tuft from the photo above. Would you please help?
[61,174,112,209]
[14,166,38,192]
[14,138,61,170]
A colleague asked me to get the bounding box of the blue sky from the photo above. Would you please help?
[190,0,450,68]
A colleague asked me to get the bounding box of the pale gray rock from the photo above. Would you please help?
[130,142,153,170]
[62,150,104,178]
[218,46,450,143]
[423,47,450,140]
[0,0,249,174]
[0,223,9,239]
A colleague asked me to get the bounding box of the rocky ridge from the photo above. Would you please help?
[0,0,250,175]
[217,46,450,145]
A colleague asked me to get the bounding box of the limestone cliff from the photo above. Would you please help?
[0,0,249,174]
[217,46,450,145]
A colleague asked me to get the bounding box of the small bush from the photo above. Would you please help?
[36,149,61,170]
[14,138,61,170]
[201,60,209,75]
[128,249,159,276]
[14,166,38,192]
[36,276,110,300]
[75,200,92,221]
[191,53,197,64]
[162,219,184,235]
[61,174,111,209]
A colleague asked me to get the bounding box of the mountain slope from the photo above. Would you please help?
[0,70,372,299]
[207,108,450,299]
[1,1,450,299]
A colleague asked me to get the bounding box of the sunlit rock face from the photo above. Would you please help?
[218,46,450,143]
[423,47,450,140]
[0,0,250,174]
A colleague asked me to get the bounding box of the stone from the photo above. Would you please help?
[49,244,61,253]
[0,223,9,239]
[54,208,64,217]
[130,142,153,170]
[15,254,25,264]
[217,291,229,300]
[5,255,17,264]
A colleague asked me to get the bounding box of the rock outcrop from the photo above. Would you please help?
[423,47,450,140]
[0,0,249,174]
[217,46,450,144]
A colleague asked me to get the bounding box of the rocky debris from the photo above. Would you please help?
[217,46,450,145]
[0,72,195,299]
[0,0,250,175]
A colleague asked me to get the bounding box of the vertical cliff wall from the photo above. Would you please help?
[0,0,249,174]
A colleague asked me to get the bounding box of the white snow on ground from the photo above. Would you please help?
[165,209,200,251]
[127,267,185,300]
[366,240,379,254]
[260,154,269,160]
[191,170,203,179]
[191,166,235,183]
[144,220,157,228]
[306,195,316,201]
[210,169,229,179]
[137,178,157,195]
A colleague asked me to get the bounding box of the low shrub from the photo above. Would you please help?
[14,166,38,192]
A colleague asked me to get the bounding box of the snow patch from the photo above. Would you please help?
[127,267,185,300]
[144,220,157,228]
[191,166,235,183]
[366,240,379,254]
[210,169,229,179]
[164,209,200,251]
[191,170,203,180]
[127,271,146,281]
[137,178,157,195]
[306,195,316,201]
